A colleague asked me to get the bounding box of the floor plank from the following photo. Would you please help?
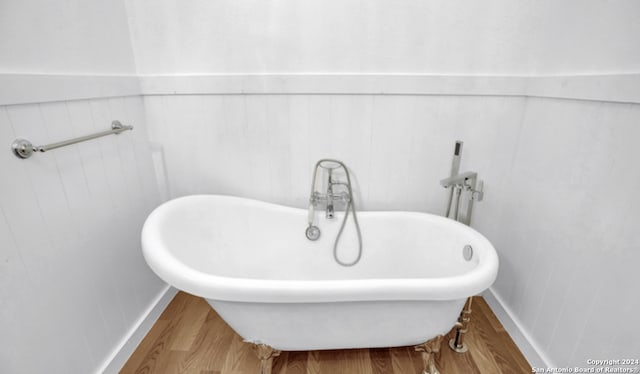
[390,347,417,374]
[121,319,170,373]
[282,351,308,374]
[122,293,531,373]
[219,334,260,374]
[180,309,234,372]
[169,296,211,351]
[369,348,392,374]
[306,350,321,374]
[472,300,532,373]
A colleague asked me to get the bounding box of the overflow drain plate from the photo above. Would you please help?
[463,245,473,261]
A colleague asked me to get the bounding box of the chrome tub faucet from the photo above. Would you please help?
[305,159,363,267]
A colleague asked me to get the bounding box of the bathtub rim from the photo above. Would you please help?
[142,194,499,303]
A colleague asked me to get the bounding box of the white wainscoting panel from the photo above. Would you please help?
[0,96,166,374]
[143,94,526,213]
[473,98,640,367]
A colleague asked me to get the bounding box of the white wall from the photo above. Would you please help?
[0,97,165,373]
[0,0,136,74]
[125,0,640,75]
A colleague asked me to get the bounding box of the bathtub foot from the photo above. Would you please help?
[415,334,443,374]
[251,343,281,374]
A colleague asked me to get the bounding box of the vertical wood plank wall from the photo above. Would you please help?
[144,94,527,212]
[0,96,166,373]
[2,91,639,372]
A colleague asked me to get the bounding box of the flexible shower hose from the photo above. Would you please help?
[333,197,363,267]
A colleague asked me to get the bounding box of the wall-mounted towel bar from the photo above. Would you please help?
[11,120,133,159]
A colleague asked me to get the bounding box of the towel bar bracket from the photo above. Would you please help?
[11,138,36,159]
[11,120,132,159]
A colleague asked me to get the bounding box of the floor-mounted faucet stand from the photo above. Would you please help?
[440,141,484,353]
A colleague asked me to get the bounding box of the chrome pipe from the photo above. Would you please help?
[449,297,473,353]
[11,120,133,159]
[453,185,463,222]
[326,168,335,219]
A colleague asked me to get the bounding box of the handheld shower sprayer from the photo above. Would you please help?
[306,166,322,241]
[305,202,321,240]
[445,141,463,218]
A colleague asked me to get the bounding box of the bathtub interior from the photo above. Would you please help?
[153,195,485,281]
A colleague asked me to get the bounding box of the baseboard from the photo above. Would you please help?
[97,285,178,374]
[482,287,552,369]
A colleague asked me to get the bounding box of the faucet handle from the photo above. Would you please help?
[332,191,350,203]
[310,192,327,205]
[472,180,484,201]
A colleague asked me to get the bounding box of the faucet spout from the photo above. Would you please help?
[326,169,335,218]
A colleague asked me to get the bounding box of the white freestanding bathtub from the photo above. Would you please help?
[141,194,498,352]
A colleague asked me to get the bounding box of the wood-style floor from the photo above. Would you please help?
[121,292,530,373]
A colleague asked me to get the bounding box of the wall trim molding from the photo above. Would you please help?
[0,74,141,106]
[138,73,528,97]
[524,74,640,104]
[482,287,552,370]
[98,285,178,374]
[139,73,640,104]
[2,73,639,106]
